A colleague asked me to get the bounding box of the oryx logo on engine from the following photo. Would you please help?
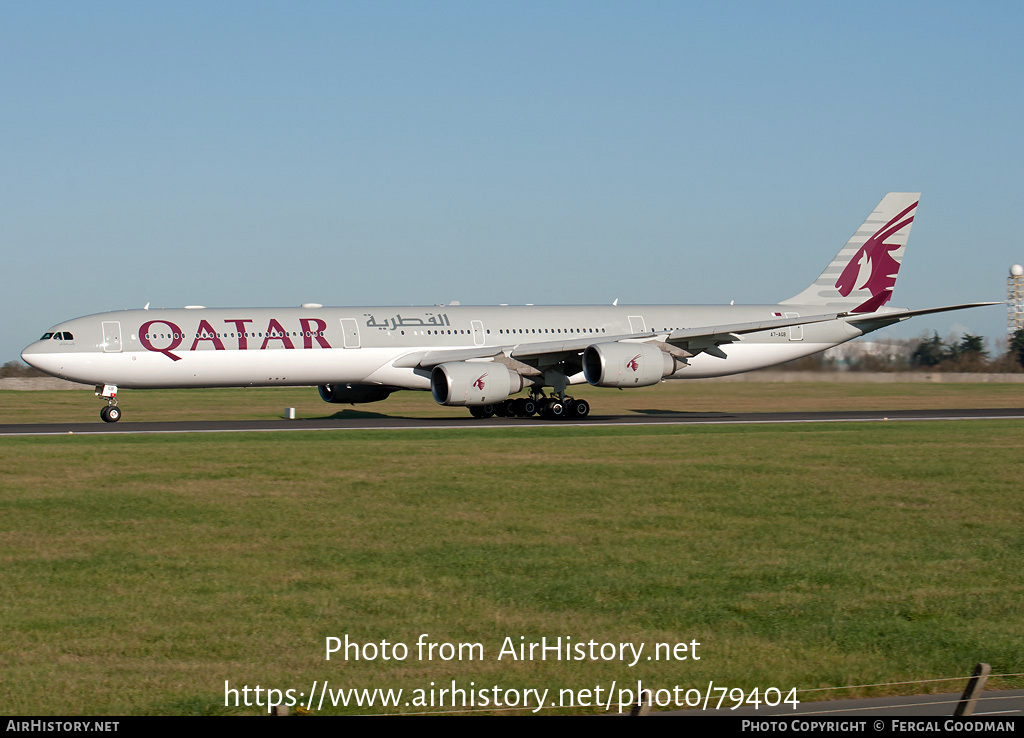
[473,373,487,390]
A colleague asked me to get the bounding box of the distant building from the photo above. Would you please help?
[823,340,912,369]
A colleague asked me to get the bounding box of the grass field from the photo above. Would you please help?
[2,379,1023,424]
[1,391,1023,715]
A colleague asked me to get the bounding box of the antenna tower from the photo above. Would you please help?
[1009,264,1024,338]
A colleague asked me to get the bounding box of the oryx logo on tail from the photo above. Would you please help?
[835,200,918,313]
[778,192,920,311]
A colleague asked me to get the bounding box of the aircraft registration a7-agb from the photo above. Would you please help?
[23,193,994,422]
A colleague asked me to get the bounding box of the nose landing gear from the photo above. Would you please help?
[100,405,122,423]
[95,384,121,423]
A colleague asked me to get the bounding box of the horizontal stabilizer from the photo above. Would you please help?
[843,302,1001,324]
[875,302,1000,319]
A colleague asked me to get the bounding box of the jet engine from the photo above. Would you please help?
[318,383,394,404]
[430,362,526,406]
[582,343,682,388]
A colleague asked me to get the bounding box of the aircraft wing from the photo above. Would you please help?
[664,313,839,342]
[659,313,842,359]
[393,312,845,370]
[391,337,607,370]
[392,304,995,372]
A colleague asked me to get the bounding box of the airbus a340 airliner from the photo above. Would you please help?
[22,193,995,422]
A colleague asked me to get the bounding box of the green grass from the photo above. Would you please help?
[1,420,1023,714]
[1,380,1023,424]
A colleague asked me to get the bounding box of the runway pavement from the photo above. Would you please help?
[1,407,1023,436]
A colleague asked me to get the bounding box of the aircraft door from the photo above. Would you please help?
[628,315,647,334]
[784,312,803,341]
[471,320,485,346]
[340,318,360,348]
[101,321,122,353]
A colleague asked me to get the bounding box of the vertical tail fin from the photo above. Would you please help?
[780,192,920,312]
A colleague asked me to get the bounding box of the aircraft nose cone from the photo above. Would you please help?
[21,343,59,376]
[20,344,39,366]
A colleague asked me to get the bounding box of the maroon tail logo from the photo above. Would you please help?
[835,201,917,313]
[626,354,641,372]
[473,373,487,390]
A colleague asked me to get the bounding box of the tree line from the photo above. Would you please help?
[763,327,1024,373]
[0,361,48,378]
[908,327,1024,372]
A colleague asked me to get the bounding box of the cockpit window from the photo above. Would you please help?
[61,332,74,340]
[40,332,54,340]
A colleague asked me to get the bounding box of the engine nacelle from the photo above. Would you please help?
[430,362,526,406]
[582,342,679,388]
[318,383,394,404]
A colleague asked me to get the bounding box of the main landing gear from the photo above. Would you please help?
[96,384,121,423]
[468,392,591,421]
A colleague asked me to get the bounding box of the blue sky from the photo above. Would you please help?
[3,1,1022,363]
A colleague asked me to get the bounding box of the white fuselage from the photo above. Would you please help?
[22,303,865,391]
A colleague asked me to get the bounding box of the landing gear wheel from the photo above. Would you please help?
[521,398,538,417]
[548,401,567,419]
[569,399,590,419]
[101,406,121,423]
[469,405,495,419]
